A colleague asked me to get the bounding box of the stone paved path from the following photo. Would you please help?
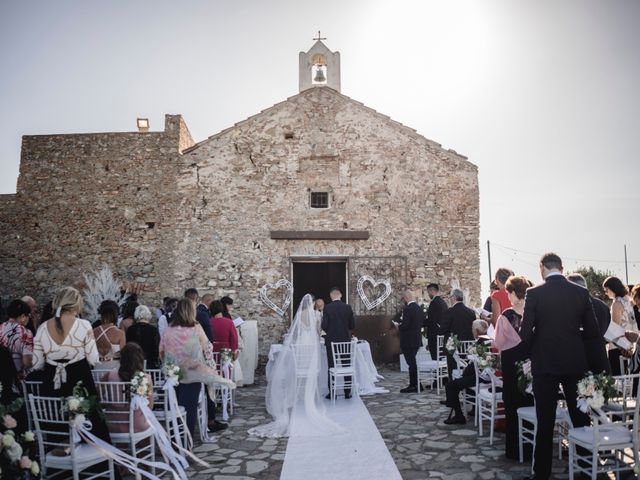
[186,367,630,479]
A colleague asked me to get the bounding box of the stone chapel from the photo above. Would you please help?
[0,39,479,361]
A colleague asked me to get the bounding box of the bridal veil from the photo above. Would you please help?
[248,294,343,438]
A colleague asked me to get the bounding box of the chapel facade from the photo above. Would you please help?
[0,40,479,361]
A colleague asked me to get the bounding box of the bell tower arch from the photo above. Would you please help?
[299,32,341,93]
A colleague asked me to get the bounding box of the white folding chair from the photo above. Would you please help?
[329,341,357,402]
[211,352,235,420]
[477,365,505,445]
[29,394,115,480]
[517,403,571,468]
[417,335,448,394]
[21,380,42,432]
[568,373,640,480]
[451,340,476,379]
[95,380,156,479]
[91,369,111,383]
[147,368,188,447]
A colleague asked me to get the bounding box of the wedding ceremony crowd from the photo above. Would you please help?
[396,252,640,479]
[0,285,243,479]
[0,252,639,479]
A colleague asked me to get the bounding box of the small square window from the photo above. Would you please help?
[310,191,329,209]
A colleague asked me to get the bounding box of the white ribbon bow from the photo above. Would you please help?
[72,415,179,480]
[53,363,67,390]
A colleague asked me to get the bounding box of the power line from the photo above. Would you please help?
[490,242,639,265]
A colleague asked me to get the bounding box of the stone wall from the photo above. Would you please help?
[176,87,480,352]
[0,88,479,357]
[0,115,194,305]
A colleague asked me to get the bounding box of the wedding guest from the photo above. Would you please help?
[221,296,234,320]
[94,300,126,368]
[623,330,640,373]
[322,287,355,398]
[398,290,424,393]
[493,276,532,460]
[118,299,138,333]
[126,305,161,368]
[603,276,637,375]
[160,298,234,436]
[209,300,238,357]
[439,288,476,380]
[491,268,514,326]
[32,287,113,445]
[519,253,607,480]
[631,284,640,329]
[0,345,19,404]
[102,342,153,434]
[39,301,54,329]
[482,282,499,316]
[155,296,169,323]
[184,288,214,343]
[0,344,27,435]
[443,319,491,425]
[567,274,611,335]
[157,297,178,337]
[21,295,38,335]
[0,299,34,379]
[425,283,448,361]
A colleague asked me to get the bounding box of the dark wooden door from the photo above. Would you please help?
[292,262,347,315]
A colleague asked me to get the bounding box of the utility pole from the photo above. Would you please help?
[487,240,493,285]
[624,244,629,284]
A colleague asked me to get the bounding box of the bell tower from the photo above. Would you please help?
[299,32,341,93]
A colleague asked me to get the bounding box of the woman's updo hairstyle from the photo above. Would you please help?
[52,286,84,333]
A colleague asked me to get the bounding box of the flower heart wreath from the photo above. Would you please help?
[259,279,293,317]
[357,275,392,310]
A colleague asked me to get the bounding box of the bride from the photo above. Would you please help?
[248,294,343,438]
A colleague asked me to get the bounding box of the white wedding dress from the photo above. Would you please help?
[249,294,344,438]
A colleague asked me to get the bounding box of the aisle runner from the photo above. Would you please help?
[280,397,401,480]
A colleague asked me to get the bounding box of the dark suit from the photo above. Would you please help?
[196,304,215,343]
[519,274,607,479]
[445,336,491,416]
[440,302,476,380]
[591,296,611,336]
[587,296,614,375]
[322,300,355,394]
[399,302,425,388]
[425,296,448,360]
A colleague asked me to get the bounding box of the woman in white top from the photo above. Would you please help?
[603,276,637,375]
[32,286,112,445]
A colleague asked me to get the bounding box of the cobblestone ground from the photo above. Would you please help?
[186,367,631,480]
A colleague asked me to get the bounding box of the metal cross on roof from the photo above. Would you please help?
[313,30,327,42]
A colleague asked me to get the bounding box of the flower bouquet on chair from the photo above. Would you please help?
[445,335,460,355]
[62,381,97,446]
[220,348,233,365]
[516,359,533,395]
[576,372,618,422]
[467,342,489,360]
[1,389,40,479]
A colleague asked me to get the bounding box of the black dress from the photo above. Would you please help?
[126,322,161,368]
[499,308,533,460]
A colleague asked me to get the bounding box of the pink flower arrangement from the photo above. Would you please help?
[2,414,17,429]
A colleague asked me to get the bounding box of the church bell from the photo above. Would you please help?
[313,67,326,83]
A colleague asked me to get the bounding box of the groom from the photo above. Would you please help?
[321,287,355,399]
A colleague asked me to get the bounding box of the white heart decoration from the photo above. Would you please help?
[357,276,392,310]
[259,279,293,317]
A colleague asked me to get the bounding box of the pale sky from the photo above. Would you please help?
[1,0,639,296]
